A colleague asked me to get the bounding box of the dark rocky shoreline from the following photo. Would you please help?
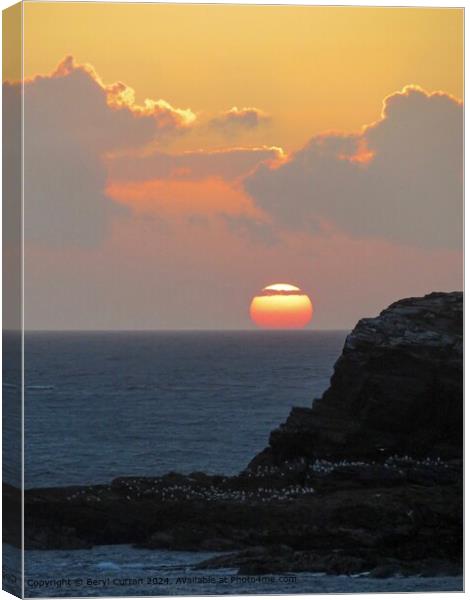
[4,291,463,578]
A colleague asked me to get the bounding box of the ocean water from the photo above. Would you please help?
[22,331,346,488]
[3,331,463,595]
[3,544,463,597]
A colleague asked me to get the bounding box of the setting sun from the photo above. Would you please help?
[250,283,313,329]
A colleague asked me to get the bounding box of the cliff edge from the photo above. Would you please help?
[250,291,463,468]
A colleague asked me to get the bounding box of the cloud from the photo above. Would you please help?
[8,56,197,246]
[106,175,278,246]
[107,177,259,219]
[245,86,463,249]
[107,146,284,182]
[210,106,270,135]
[54,56,196,132]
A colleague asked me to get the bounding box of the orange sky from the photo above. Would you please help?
[5,3,463,330]
[21,3,463,152]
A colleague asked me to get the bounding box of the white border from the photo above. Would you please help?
[0,2,465,600]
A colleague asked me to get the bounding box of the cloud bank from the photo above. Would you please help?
[245,86,463,249]
[12,58,463,260]
[11,56,196,246]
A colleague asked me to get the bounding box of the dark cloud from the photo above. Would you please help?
[210,106,270,135]
[12,56,196,246]
[257,286,304,296]
[245,86,463,249]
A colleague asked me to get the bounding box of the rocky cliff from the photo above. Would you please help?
[249,291,463,469]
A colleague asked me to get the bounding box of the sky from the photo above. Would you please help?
[6,2,463,330]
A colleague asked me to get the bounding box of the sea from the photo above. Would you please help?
[2,331,464,596]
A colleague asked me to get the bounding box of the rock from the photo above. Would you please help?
[199,538,240,551]
[418,559,463,577]
[249,292,463,468]
[324,554,371,575]
[144,531,174,548]
[369,564,401,579]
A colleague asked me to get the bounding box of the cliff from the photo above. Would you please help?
[249,291,463,469]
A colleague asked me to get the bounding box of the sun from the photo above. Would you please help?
[250,283,313,329]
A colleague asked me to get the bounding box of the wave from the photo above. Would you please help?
[26,385,56,391]
[96,561,121,572]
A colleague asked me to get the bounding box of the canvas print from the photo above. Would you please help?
[2,2,463,597]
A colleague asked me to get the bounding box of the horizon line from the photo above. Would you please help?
[11,327,350,333]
